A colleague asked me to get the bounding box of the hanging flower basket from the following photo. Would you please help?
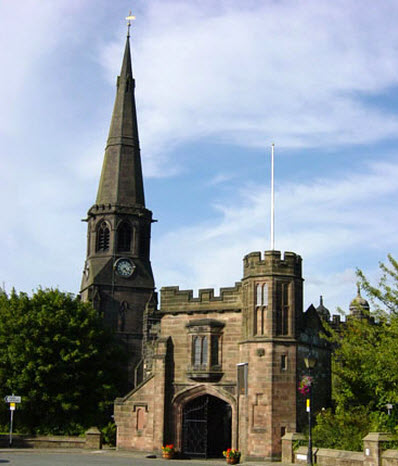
[298,375,313,395]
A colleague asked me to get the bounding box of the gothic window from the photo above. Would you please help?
[202,336,208,367]
[117,222,132,252]
[276,282,289,336]
[96,221,110,252]
[262,283,268,307]
[192,336,208,369]
[254,283,268,336]
[193,336,202,367]
[211,335,219,366]
[256,284,262,306]
[186,319,224,380]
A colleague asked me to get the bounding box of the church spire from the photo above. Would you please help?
[96,28,145,207]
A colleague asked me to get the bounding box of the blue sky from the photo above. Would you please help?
[1,0,398,316]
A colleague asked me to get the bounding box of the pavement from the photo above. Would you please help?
[0,449,295,466]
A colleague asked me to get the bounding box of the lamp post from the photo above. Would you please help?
[304,353,317,465]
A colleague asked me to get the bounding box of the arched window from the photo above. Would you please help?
[96,221,110,252]
[255,283,268,335]
[211,335,219,366]
[193,336,202,367]
[192,336,209,368]
[256,284,262,306]
[117,222,132,252]
[202,336,208,366]
[187,319,224,381]
[262,283,268,307]
[276,282,289,336]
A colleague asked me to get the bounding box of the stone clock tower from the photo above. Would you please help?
[80,30,156,388]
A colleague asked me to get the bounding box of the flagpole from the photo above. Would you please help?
[270,143,275,250]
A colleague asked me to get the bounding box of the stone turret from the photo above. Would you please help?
[349,284,370,319]
[242,250,303,339]
[243,250,302,279]
[316,295,331,322]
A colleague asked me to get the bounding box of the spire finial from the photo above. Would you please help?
[320,295,323,306]
[357,283,361,296]
[125,11,136,38]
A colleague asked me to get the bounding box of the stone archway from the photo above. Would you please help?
[172,385,236,458]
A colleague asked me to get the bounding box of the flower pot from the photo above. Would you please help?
[226,457,239,464]
[162,452,174,460]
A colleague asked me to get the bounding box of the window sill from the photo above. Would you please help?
[186,366,223,382]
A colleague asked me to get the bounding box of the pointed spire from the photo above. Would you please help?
[96,29,145,207]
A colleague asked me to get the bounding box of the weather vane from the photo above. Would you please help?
[125,11,136,37]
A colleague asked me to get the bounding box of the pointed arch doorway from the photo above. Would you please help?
[182,394,232,458]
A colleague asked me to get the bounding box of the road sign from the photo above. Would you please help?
[9,403,15,411]
[4,395,21,403]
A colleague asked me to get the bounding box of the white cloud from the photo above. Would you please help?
[207,173,235,186]
[93,0,398,175]
[153,158,398,311]
[1,0,397,318]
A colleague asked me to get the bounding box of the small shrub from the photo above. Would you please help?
[101,421,116,446]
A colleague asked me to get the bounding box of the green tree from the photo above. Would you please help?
[357,254,398,316]
[0,288,126,435]
[313,255,398,450]
[332,313,398,412]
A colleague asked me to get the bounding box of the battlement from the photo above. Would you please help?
[243,250,302,279]
[160,283,242,314]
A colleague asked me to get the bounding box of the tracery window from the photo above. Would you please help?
[117,222,132,252]
[262,283,268,306]
[276,282,289,336]
[256,284,262,306]
[96,221,110,252]
[254,283,268,336]
[192,336,208,368]
[186,319,224,381]
[211,335,219,366]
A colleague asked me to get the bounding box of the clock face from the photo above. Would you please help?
[115,258,135,278]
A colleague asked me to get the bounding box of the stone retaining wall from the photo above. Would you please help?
[282,432,398,466]
[382,450,398,465]
[0,427,102,450]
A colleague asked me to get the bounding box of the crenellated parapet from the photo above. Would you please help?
[243,250,302,279]
[160,283,242,314]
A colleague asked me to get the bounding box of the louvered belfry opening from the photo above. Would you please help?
[96,221,110,252]
[117,222,132,252]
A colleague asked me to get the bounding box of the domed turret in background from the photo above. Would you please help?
[349,284,370,319]
[316,295,330,322]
